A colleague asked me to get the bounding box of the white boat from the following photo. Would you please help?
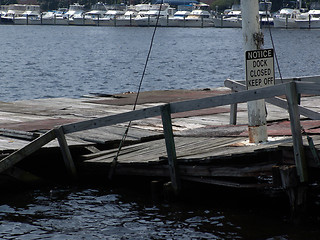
[1,4,26,23]
[213,9,242,28]
[295,9,320,28]
[177,3,214,27]
[73,2,107,26]
[40,9,69,25]
[113,9,138,26]
[165,10,191,27]
[213,1,273,28]
[64,3,85,25]
[13,5,41,25]
[93,8,126,26]
[172,10,191,19]
[273,8,307,28]
[0,5,13,24]
[134,3,175,27]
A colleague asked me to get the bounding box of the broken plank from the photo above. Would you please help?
[0,130,56,173]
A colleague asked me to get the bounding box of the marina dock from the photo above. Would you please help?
[1,77,320,215]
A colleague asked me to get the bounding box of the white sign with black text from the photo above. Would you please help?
[245,49,275,90]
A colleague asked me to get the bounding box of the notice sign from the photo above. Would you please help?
[245,49,275,90]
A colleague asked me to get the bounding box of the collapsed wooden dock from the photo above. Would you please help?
[1,76,320,212]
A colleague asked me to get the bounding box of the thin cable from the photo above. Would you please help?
[264,0,283,83]
[109,2,163,180]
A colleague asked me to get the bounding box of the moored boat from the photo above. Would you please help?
[0,5,13,24]
[134,3,174,27]
[213,8,242,28]
[178,3,214,27]
[40,9,69,25]
[13,5,41,25]
[113,7,138,26]
[64,3,85,25]
[295,9,320,28]
[273,8,305,28]
[73,2,107,26]
[92,4,126,26]
[213,1,273,28]
[1,4,26,23]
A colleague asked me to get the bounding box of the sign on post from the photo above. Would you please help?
[246,49,275,90]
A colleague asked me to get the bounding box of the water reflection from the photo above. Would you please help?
[1,185,319,239]
[0,187,243,239]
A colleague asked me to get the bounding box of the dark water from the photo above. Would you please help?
[1,25,320,239]
[1,185,320,240]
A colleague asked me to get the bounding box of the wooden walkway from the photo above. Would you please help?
[1,78,320,212]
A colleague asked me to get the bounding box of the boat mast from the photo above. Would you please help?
[241,0,268,143]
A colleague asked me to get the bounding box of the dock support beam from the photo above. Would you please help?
[161,104,181,195]
[230,88,238,125]
[277,165,307,220]
[285,82,308,182]
[54,127,77,180]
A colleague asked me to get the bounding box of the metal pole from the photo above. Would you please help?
[241,0,268,143]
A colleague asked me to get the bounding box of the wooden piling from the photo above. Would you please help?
[285,82,308,182]
[161,104,180,195]
[54,126,77,179]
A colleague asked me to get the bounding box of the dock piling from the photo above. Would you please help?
[161,104,181,195]
[54,126,77,180]
[285,82,308,182]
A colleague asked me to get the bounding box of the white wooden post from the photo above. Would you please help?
[241,0,268,143]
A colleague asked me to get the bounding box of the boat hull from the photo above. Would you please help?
[135,17,214,27]
[295,19,320,29]
[273,17,299,28]
[14,17,40,25]
[40,17,69,25]
[213,17,242,28]
[0,17,14,24]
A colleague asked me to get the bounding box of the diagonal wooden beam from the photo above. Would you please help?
[0,130,56,173]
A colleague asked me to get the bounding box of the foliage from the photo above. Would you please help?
[0,0,18,4]
[211,0,239,11]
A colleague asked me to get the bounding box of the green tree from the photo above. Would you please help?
[212,0,239,12]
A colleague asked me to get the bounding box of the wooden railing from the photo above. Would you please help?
[1,80,320,192]
[225,76,320,124]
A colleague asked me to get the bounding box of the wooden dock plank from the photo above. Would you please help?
[81,136,287,165]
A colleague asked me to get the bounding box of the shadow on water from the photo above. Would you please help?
[1,177,320,239]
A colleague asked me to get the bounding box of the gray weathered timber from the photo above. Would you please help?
[54,127,77,179]
[62,106,162,134]
[161,104,180,194]
[225,79,320,120]
[232,75,320,86]
[296,82,320,95]
[285,82,308,182]
[4,166,43,183]
[69,125,163,144]
[169,84,286,114]
[180,176,270,188]
[0,128,40,141]
[62,83,287,135]
[230,88,238,125]
[108,162,275,178]
[0,130,56,173]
